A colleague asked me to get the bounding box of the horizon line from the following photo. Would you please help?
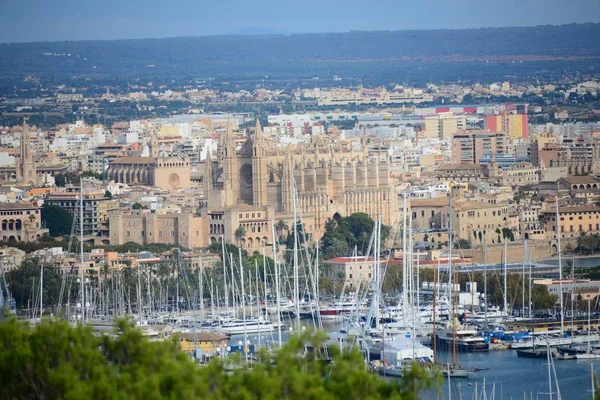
[1,22,598,46]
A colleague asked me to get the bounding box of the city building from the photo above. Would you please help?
[453,201,510,245]
[324,256,401,288]
[106,156,191,190]
[451,130,507,164]
[0,119,68,186]
[202,120,399,247]
[485,112,528,139]
[46,186,109,238]
[0,202,48,242]
[410,197,449,231]
[540,206,600,241]
[105,208,204,248]
[424,113,467,140]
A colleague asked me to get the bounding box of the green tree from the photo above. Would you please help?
[104,190,113,199]
[454,239,471,249]
[6,258,62,309]
[132,203,147,210]
[275,219,288,244]
[531,285,556,310]
[234,226,246,246]
[0,319,434,399]
[41,204,73,237]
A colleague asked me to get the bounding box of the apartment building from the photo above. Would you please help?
[46,186,109,237]
[0,202,48,242]
[541,206,600,240]
[424,113,467,139]
[451,130,507,164]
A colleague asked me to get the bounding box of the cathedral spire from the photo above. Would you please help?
[21,117,31,162]
[254,118,264,139]
[205,157,213,191]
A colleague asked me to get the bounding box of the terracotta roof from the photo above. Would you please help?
[437,164,484,171]
[454,201,502,211]
[541,206,600,214]
[410,197,448,207]
[111,156,157,165]
[561,176,600,185]
[0,202,38,210]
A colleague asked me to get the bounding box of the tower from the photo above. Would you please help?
[252,119,268,207]
[16,118,36,185]
[219,120,239,205]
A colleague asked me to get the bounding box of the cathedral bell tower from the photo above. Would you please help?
[252,119,268,207]
[16,118,36,185]
[220,120,239,206]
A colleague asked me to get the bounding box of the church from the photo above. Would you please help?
[201,120,400,248]
[0,119,68,186]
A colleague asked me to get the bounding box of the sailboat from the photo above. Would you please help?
[435,193,481,378]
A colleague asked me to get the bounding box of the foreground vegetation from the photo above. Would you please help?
[0,318,434,399]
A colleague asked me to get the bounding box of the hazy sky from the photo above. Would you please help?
[1,0,599,43]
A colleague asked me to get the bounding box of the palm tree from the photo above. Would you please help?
[234,226,246,247]
[577,232,587,255]
[275,220,288,244]
[592,233,600,255]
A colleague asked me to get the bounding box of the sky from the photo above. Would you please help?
[0,0,599,43]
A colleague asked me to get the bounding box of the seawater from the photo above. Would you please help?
[435,349,597,400]
[231,317,600,399]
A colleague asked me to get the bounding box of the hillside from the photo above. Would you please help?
[0,24,599,85]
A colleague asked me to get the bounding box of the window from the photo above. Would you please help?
[349,274,353,279]
[159,231,163,237]
[171,231,175,236]
[126,231,130,237]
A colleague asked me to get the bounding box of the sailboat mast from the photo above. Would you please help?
[556,199,564,334]
[238,248,248,363]
[571,254,575,339]
[374,217,381,330]
[433,257,438,364]
[448,193,457,366]
[402,193,408,326]
[484,238,487,322]
[504,241,508,315]
[271,222,283,348]
[199,265,204,319]
[529,251,533,319]
[80,178,85,323]
[591,361,595,399]
[292,179,300,330]
[39,263,43,320]
[523,241,527,317]
[547,345,554,400]
[262,249,268,319]
[221,237,228,310]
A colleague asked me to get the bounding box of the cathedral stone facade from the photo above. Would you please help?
[0,119,68,186]
[107,156,191,190]
[201,121,400,248]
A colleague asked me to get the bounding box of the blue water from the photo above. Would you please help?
[435,349,597,400]
[230,318,599,399]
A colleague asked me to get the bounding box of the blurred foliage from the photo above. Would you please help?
[0,319,435,399]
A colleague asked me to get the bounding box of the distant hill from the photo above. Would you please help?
[0,24,599,85]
